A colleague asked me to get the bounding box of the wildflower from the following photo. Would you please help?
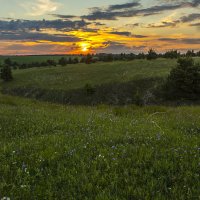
[22,162,27,172]
[21,185,27,188]
[1,197,10,200]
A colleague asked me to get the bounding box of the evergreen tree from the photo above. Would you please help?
[163,57,200,100]
[147,49,157,60]
[0,65,13,81]
[58,57,68,66]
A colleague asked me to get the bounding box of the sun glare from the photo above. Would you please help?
[82,46,88,52]
[80,43,90,53]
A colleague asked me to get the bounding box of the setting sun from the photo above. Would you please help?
[80,43,90,53]
[82,46,88,52]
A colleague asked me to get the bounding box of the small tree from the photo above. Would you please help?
[0,65,13,81]
[85,54,93,64]
[47,59,57,67]
[147,49,157,60]
[163,57,200,100]
[186,50,195,57]
[4,58,12,66]
[73,57,79,64]
[164,50,180,59]
[59,57,68,66]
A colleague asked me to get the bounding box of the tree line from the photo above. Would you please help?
[0,49,200,71]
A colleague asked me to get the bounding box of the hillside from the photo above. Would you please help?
[0,94,199,199]
[2,57,200,105]
[0,58,177,105]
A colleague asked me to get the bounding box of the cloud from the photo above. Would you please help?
[82,0,199,21]
[51,14,78,20]
[0,31,81,42]
[146,12,200,28]
[108,31,148,38]
[180,13,200,22]
[158,37,200,44]
[126,23,140,27]
[146,20,180,28]
[108,1,141,11]
[1,42,73,55]
[21,0,61,16]
[96,41,133,54]
[0,19,90,32]
[109,31,132,36]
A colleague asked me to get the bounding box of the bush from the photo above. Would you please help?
[58,57,68,66]
[0,65,13,81]
[163,57,200,100]
[134,91,143,106]
[84,83,95,96]
[147,49,157,60]
[164,50,180,59]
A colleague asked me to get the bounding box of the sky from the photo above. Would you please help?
[0,0,200,55]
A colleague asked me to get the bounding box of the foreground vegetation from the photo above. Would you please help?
[0,94,199,199]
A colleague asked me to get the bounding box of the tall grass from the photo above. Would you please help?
[0,94,199,199]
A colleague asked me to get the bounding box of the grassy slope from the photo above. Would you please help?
[2,59,176,91]
[0,94,199,199]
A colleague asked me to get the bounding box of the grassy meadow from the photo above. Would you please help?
[1,58,178,91]
[1,57,200,105]
[0,94,199,199]
[0,56,200,199]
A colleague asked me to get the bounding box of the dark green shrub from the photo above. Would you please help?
[147,49,157,60]
[4,58,12,66]
[0,65,13,81]
[163,57,200,100]
[134,91,143,106]
[84,83,95,95]
[58,57,68,66]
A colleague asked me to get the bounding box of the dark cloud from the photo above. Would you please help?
[51,14,78,20]
[108,1,140,11]
[0,31,81,42]
[82,0,200,20]
[109,31,132,36]
[93,22,106,26]
[158,37,200,44]
[181,38,200,44]
[0,19,90,32]
[133,34,148,38]
[158,38,178,41]
[180,13,200,22]
[147,20,180,28]
[146,12,200,28]
[126,23,140,27]
[108,31,148,38]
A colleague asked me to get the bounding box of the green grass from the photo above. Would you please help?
[2,59,177,91]
[0,94,199,199]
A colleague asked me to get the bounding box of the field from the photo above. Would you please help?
[1,58,176,90]
[1,57,200,105]
[0,57,200,199]
[0,94,199,199]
